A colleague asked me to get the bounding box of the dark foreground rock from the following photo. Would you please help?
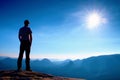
[0,70,85,80]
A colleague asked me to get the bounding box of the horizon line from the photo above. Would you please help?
[0,53,120,61]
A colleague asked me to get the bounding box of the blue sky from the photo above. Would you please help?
[0,0,120,60]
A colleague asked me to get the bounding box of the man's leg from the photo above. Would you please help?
[17,43,24,70]
[25,42,31,71]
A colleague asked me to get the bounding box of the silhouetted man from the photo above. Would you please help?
[17,20,32,71]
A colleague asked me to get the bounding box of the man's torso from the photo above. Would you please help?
[19,26,32,41]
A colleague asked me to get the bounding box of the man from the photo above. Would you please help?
[17,20,32,71]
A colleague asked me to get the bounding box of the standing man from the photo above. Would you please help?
[17,20,32,71]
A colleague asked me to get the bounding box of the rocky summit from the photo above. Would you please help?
[0,70,85,80]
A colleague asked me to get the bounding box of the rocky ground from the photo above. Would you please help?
[0,70,85,80]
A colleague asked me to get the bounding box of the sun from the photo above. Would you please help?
[86,12,101,29]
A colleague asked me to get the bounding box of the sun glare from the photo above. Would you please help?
[87,12,101,29]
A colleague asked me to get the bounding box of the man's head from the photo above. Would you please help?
[24,20,29,26]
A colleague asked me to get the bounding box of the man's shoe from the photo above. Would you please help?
[17,68,22,72]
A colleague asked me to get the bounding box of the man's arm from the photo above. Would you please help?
[18,33,22,42]
[29,33,32,44]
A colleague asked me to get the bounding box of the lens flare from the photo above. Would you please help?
[87,12,101,29]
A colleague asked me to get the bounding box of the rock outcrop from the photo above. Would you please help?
[0,70,85,80]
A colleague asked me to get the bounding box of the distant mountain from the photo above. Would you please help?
[0,54,120,80]
[0,57,17,70]
[0,56,6,60]
[80,54,120,80]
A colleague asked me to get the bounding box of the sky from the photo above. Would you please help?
[0,0,120,60]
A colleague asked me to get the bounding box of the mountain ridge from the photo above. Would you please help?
[0,54,120,80]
